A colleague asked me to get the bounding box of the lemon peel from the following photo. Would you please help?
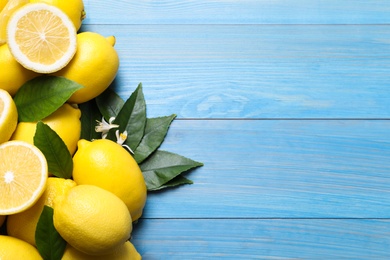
[0,89,18,144]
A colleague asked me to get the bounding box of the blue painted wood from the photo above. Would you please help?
[83,0,390,25]
[82,24,390,119]
[80,0,390,258]
[141,119,390,219]
[131,219,390,259]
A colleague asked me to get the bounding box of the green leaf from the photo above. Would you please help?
[14,76,83,122]
[35,206,67,260]
[134,114,176,164]
[140,150,203,191]
[79,100,102,141]
[152,175,193,191]
[95,88,124,120]
[34,122,73,179]
[107,83,146,151]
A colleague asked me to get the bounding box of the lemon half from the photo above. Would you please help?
[6,3,77,73]
[0,140,48,215]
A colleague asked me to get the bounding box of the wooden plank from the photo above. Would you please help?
[131,219,390,259]
[82,24,390,119]
[141,119,390,219]
[83,0,390,25]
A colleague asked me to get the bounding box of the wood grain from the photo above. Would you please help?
[131,219,390,259]
[141,119,390,219]
[83,0,390,25]
[82,24,390,119]
[80,0,390,258]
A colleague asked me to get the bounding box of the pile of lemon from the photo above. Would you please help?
[0,0,145,259]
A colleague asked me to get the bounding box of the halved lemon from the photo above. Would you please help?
[0,140,48,215]
[6,3,77,73]
[0,89,18,144]
[0,0,29,45]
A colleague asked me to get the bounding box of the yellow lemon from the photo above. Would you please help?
[62,241,142,260]
[7,177,77,246]
[7,3,77,73]
[72,139,147,221]
[0,0,29,45]
[11,103,81,155]
[0,214,5,226]
[29,0,85,31]
[0,89,17,144]
[0,0,8,12]
[0,43,38,96]
[0,140,48,215]
[53,32,119,104]
[53,185,132,256]
[0,235,42,259]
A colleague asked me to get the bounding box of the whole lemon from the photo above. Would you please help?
[29,0,85,31]
[72,139,147,221]
[0,89,18,144]
[7,177,77,246]
[11,103,81,155]
[0,235,42,259]
[0,44,38,96]
[0,214,5,226]
[62,241,142,260]
[53,185,132,256]
[53,32,119,104]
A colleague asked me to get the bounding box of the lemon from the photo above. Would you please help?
[7,177,77,246]
[0,235,42,259]
[0,89,18,144]
[0,214,5,226]
[0,140,47,215]
[0,0,29,45]
[53,185,132,255]
[11,103,81,155]
[0,43,38,96]
[72,139,147,221]
[0,0,8,12]
[62,241,142,260]
[53,32,119,104]
[7,3,77,73]
[29,0,85,31]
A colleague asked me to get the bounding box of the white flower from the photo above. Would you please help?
[95,117,119,138]
[116,130,134,154]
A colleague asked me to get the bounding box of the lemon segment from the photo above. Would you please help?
[0,0,29,45]
[0,89,18,144]
[0,140,48,215]
[6,3,77,73]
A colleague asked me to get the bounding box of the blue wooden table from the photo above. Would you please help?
[83,1,390,258]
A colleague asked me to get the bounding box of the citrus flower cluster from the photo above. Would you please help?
[0,0,145,259]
